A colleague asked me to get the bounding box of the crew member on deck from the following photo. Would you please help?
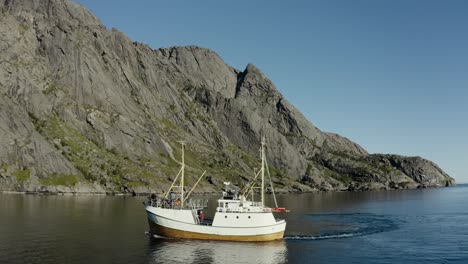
[198,210,205,223]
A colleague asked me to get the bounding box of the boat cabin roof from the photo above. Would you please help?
[218,199,240,203]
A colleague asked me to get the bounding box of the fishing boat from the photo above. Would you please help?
[143,139,287,242]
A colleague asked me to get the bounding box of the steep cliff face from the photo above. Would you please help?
[0,0,455,194]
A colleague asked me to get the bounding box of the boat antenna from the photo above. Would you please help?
[252,168,256,201]
[178,141,186,208]
[261,136,265,208]
[264,156,278,208]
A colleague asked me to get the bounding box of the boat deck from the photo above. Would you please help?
[199,219,213,226]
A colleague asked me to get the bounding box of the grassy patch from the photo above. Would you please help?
[184,111,193,119]
[313,162,353,185]
[268,165,288,180]
[160,156,180,177]
[45,116,87,154]
[28,112,47,133]
[335,174,353,185]
[282,131,300,137]
[40,173,78,187]
[9,59,32,69]
[305,163,313,176]
[226,145,259,169]
[19,23,29,34]
[43,82,61,95]
[13,168,30,183]
[0,164,10,171]
[157,117,177,131]
[168,104,177,114]
[399,181,412,187]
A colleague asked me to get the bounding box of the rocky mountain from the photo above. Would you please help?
[0,0,455,194]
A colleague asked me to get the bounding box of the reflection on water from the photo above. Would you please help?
[147,238,286,264]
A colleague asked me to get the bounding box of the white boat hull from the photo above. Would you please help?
[146,206,286,242]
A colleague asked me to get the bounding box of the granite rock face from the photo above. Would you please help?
[0,0,455,194]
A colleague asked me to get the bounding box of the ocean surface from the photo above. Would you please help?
[1,185,468,264]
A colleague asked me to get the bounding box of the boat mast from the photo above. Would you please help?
[180,141,185,208]
[261,138,265,208]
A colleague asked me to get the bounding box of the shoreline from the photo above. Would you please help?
[0,184,456,196]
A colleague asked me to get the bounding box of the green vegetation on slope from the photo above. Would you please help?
[29,114,168,190]
[12,168,30,183]
[40,173,78,187]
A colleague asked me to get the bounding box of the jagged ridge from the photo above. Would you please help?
[0,0,455,194]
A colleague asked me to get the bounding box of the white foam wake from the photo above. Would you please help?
[285,232,362,240]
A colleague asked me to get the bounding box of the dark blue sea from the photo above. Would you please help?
[1,184,467,263]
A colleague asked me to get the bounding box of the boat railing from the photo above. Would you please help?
[147,198,181,209]
[189,199,208,209]
[149,199,168,208]
[250,201,262,207]
[216,206,272,213]
[146,197,208,209]
[217,207,242,213]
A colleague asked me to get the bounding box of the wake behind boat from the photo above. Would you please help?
[143,139,287,242]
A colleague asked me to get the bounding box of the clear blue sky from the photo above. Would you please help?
[75,0,468,183]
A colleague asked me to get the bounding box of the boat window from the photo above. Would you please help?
[225,215,227,218]
[236,216,239,219]
[248,216,251,219]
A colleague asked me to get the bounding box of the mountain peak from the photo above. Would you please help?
[2,0,101,26]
